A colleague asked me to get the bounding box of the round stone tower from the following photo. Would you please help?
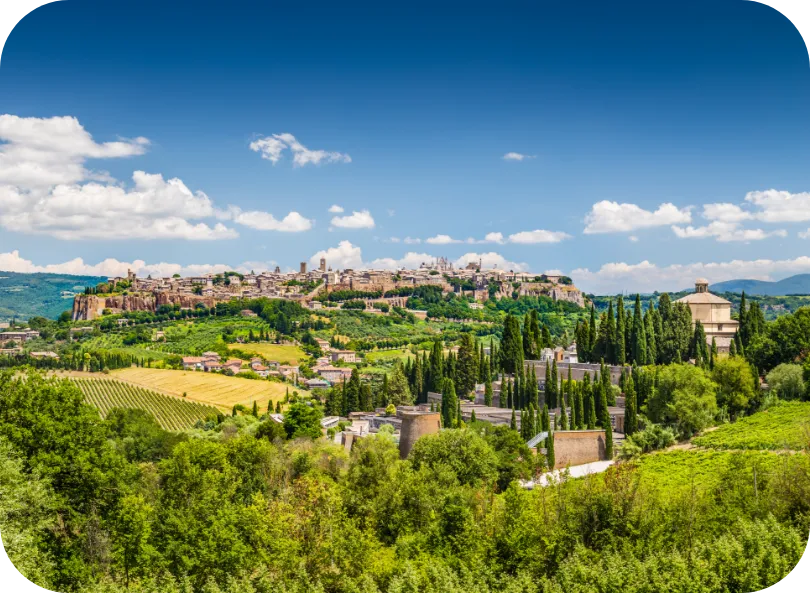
[398,411,441,459]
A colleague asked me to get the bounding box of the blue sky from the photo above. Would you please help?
[1,0,809,293]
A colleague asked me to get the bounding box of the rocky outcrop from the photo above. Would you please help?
[72,293,219,321]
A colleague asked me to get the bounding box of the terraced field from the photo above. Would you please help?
[74,378,219,431]
[112,367,302,411]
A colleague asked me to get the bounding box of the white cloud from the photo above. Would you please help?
[403,237,421,244]
[484,232,504,244]
[387,237,401,243]
[0,114,148,190]
[507,229,572,244]
[328,204,344,213]
[0,115,311,240]
[330,209,375,229]
[225,207,312,232]
[250,133,351,167]
[572,256,810,294]
[309,240,364,269]
[702,203,753,223]
[502,152,534,161]
[426,234,461,245]
[745,189,810,223]
[0,249,273,278]
[454,252,527,271]
[584,201,692,234]
[308,242,525,272]
[671,221,787,243]
[629,236,639,242]
[800,229,810,239]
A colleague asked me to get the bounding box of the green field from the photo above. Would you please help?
[692,401,810,451]
[364,348,413,363]
[228,342,308,364]
[74,377,219,431]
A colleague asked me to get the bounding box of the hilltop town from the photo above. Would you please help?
[72,256,585,320]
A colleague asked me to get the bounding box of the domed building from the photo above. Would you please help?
[675,278,739,352]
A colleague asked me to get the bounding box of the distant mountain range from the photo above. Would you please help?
[709,274,810,296]
[0,271,105,322]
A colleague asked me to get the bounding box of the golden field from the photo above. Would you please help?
[227,342,308,364]
[112,367,302,411]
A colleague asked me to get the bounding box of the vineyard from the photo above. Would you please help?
[74,377,219,431]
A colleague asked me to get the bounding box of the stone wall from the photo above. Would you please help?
[553,430,606,469]
[72,293,218,321]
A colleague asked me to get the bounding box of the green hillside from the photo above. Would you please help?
[0,271,105,322]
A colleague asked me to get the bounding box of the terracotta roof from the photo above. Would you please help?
[675,292,731,305]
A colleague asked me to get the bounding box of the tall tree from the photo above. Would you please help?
[500,314,524,374]
[343,368,361,415]
[631,294,647,365]
[428,340,444,392]
[615,296,626,366]
[604,300,616,364]
[644,304,657,366]
[456,332,479,397]
[387,360,413,406]
[546,432,555,469]
[484,373,493,407]
[440,378,458,428]
[623,370,638,436]
[587,304,597,361]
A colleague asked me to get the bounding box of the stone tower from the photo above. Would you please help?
[300,262,307,274]
[398,410,441,459]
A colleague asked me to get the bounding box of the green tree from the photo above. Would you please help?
[712,357,755,418]
[615,296,626,366]
[484,373,493,407]
[456,332,479,397]
[283,402,323,439]
[500,314,524,374]
[387,360,413,406]
[440,378,458,428]
[623,370,638,436]
[631,294,647,365]
[409,428,498,486]
[766,364,805,401]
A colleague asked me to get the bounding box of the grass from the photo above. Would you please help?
[634,449,786,494]
[692,401,810,451]
[227,342,308,364]
[74,377,219,431]
[364,349,414,364]
[112,367,304,411]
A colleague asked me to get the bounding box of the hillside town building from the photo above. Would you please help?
[676,279,739,352]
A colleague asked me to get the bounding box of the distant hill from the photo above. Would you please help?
[0,271,105,322]
[709,274,810,296]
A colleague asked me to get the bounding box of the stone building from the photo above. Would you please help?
[675,278,739,352]
[398,410,441,459]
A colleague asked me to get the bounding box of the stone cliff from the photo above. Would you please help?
[72,293,219,321]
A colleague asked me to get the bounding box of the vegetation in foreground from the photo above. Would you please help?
[692,400,810,451]
[1,369,808,593]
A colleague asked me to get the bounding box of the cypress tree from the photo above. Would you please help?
[616,296,626,366]
[429,340,444,391]
[631,294,647,365]
[252,400,259,417]
[644,304,657,365]
[441,378,458,428]
[560,400,569,430]
[484,373,493,406]
[710,337,718,370]
[605,300,616,364]
[500,313,524,374]
[599,372,610,427]
[604,420,614,459]
[587,384,597,428]
[470,409,477,423]
[510,407,517,431]
[570,381,579,429]
[546,433,555,470]
[344,368,361,414]
[587,304,597,361]
[530,365,539,407]
[542,403,550,432]
[738,291,748,345]
[729,337,737,357]
[623,370,637,436]
[577,382,585,429]
[456,399,462,428]
[275,400,281,413]
[544,362,552,408]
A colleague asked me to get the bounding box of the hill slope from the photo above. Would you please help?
[0,271,105,322]
[710,274,810,296]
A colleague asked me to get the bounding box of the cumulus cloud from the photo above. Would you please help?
[484,232,504,244]
[671,221,786,243]
[744,189,810,223]
[702,203,753,223]
[0,115,313,240]
[403,237,421,244]
[426,234,461,245]
[507,229,572,244]
[502,152,534,161]
[584,201,692,234]
[250,133,351,167]
[572,256,810,294]
[224,207,312,232]
[330,209,375,229]
[309,242,525,272]
[309,240,364,269]
[328,204,344,213]
[0,249,277,278]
